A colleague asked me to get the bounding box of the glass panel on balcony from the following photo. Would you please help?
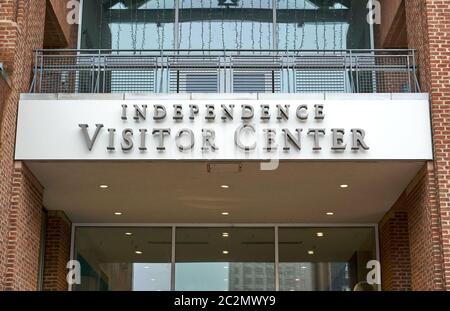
[80,0,176,50]
[178,0,273,50]
[30,1,419,94]
[276,0,371,50]
[80,1,370,51]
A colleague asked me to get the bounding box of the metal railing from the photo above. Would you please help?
[30,49,420,94]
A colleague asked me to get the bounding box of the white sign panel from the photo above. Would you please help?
[15,98,433,160]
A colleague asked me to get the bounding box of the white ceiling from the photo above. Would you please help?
[26,160,424,224]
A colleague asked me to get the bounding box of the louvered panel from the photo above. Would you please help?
[233,71,280,93]
[170,70,219,93]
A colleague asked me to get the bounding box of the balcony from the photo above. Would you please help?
[30,49,419,94]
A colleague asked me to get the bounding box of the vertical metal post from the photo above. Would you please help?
[90,56,95,93]
[412,49,419,92]
[374,224,381,291]
[275,226,280,291]
[33,50,38,92]
[166,55,170,93]
[39,52,43,93]
[348,50,354,92]
[272,0,277,50]
[355,53,360,93]
[96,50,101,93]
[68,224,76,291]
[77,0,84,50]
[171,226,176,291]
[175,0,180,49]
[155,55,160,93]
[368,0,375,50]
[406,53,411,92]
[272,70,275,93]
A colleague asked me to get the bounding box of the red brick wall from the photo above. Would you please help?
[0,0,19,71]
[42,211,71,291]
[379,163,445,291]
[379,194,412,291]
[0,0,47,291]
[3,162,44,290]
[404,0,450,290]
[0,0,77,291]
[405,163,444,290]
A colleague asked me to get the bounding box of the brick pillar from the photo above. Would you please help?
[2,162,44,290]
[404,163,444,290]
[42,211,72,291]
[0,0,47,291]
[379,194,412,291]
[379,163,445,291]
[404,0,450,290]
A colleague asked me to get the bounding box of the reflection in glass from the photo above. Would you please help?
[72,226,378,291]
[178,0,273,50]
[80,0,371,51]
[133,263,171,291]
[276,0,371,50]
[278,227,377,291]
[175,227,275,291]
[73,227,172,291]
[80,0,175,49]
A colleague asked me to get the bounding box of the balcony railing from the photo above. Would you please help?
[30,49,419,94]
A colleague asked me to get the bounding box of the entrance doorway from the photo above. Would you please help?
[72,225,378,291]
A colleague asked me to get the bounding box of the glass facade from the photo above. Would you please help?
[278,227,377,291]
[80,0,372,50]
[73,226,378,291]
[73,227,172,291]
[175,227,275,291]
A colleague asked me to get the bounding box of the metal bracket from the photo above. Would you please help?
[0,62,11,87]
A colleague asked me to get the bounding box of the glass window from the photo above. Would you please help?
[80,0,175,49]
[175,227,275,291]
[71,226,378,291]
[277,0,371,50]
[278,227,377,291]
[73,227,172,291]
[80,0,371,51]
[178,0,273,50]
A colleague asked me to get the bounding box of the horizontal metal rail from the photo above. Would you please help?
[30,49,419,94]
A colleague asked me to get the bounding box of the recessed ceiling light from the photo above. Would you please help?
[151,278,156,281]
[326,212,334,216]
[125,232,133,236]
[222,250,229,255]
[221,212,229,216]
[301,266,308,269]
[295,278,300,282]
[114,212,123,216]
[99,185,109,189]
[308,250,314,255]
[316,232,324,237]
[135,250,143,255]
[224,278,228,281]
[340,184,349,189]
[144,266,150,269]
[221,185,230,189]
[224,266,228,269]
[222,232,229,238]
